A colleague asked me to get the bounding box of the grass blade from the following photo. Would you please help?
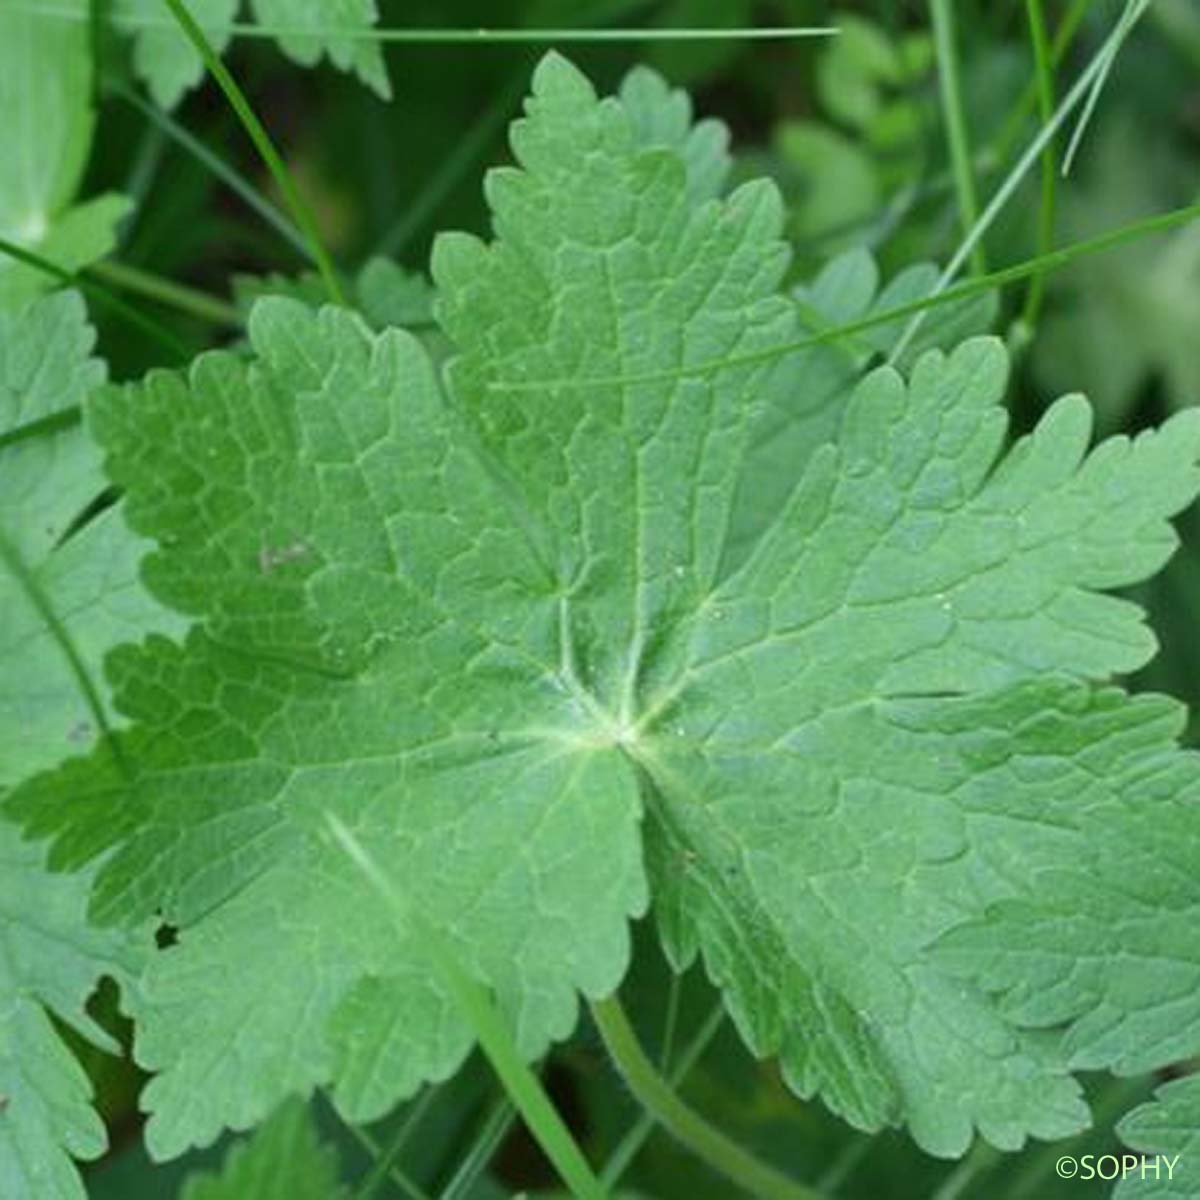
[931,0,986,275]
[375,70,528,259]
[113,82,310,261]
[1061,0,1150,176]
[991,0,1089,165]
[0,237,191,360]
[1018,0,1058,332]
[486,197,1200,394]
[350,1090,437,1200]
[888,0,1158,363]
[29,7,839,42]
[159,0,346,304]
[324,814,610,1200]
[437,1097,517,1200]
[89,260,240,326]
[341,1121,433,1200]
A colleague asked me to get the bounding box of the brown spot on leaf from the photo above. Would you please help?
[257,540,310,574]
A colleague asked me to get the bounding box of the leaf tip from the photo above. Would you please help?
[530,50,595,108]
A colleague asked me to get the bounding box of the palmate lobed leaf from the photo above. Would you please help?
[7,53,1200,1167]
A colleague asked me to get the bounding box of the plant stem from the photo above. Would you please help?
[600,999,725,1188]
[590,995,822,1200]
[822,201,1200,353]
[227,24,837,43]
[119,122,169,223]
[930,0,986,275]
[326,816,610,1200]
[89,260,240,326]
[159,0,346,304]
[1019,0,1057,332]
[0,409,81,453]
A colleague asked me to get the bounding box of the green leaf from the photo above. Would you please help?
[817,14,903,129]
[0,820,149,1199]
[795,246,998,369]
[774,121,881,243]
[111,0,389,107]
[933,680,1200,1177]
[618,66,731,204]
[249,0,390,100]
[0,11,129,305]
[179,1098,345,1200]
[8,53,1200,1166]
[936,726,1200,1077]
[231,269,330,318]
[1116,1076,1200,1199]
[637,335,1200,1152]
[354,259,435,330]
[114,0,239,110]
[0,294,163,1195]
[232,258,435,332]
[9,287,648,1158]
[0,291,184,785]
[0,293,105,564]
